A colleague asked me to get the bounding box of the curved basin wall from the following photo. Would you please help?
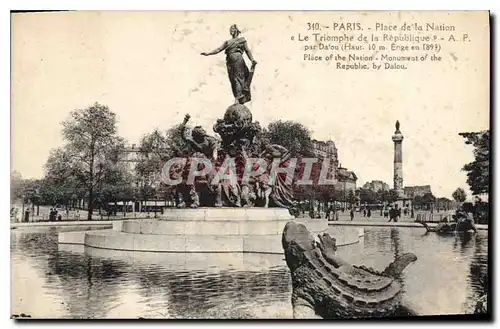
[61,208,363,254]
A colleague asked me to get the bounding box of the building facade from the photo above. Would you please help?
[404,185,433,198]
[362,180,390,192]
[336,165,358,192]
[310,139,357,192]
[311,139,339,180]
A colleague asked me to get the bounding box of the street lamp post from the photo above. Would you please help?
[96,160,105,220]
[71,193,77,211]
[34,188,40,216]
[21,194,25,223]
[343,182,346,211]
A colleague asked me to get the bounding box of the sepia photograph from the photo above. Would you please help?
[10,10,490,320]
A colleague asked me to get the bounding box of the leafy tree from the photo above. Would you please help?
[422,192,436,204]
[413,195,423,210]
[12,176,42,212]
[436,197,453,211]
[165,124,189,157]
[58,102,125,220]
[376,189,391,205]
[265,120,313,156]
[43,148,81,204]
[359,188,376,205]
[473,199,489,224]
[387,189,400,203]
[347,189,356,207]
[135,129,172,206]
[459,131,489,195]
[39,175,79,207]
[10,171,24,202]
[418,192,436,211]
[452,187,467,204]
[100,163,135,213]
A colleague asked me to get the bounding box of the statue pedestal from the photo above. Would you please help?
[59,208,328,254]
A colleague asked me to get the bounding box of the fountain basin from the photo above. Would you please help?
[58,208,363,254]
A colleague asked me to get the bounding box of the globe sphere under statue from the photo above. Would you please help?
[223,103,253,126]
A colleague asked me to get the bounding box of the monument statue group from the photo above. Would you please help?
[170,24,295,210]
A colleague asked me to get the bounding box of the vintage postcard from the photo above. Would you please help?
[10,11,490,319]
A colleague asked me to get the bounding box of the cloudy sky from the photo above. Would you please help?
[11,11,489,198]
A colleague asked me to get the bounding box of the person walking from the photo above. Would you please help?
[326,205,333,221]
[350,208,355,221]
[389,204,400,222]
[24,208,30,223]
[388,206,396,222]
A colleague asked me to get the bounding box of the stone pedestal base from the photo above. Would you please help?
[58,207,328,254]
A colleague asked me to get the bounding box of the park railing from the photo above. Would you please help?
[415,211,451,223]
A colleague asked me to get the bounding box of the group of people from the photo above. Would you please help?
[321,206,356,221]
[49,208,62,221]
[387,204,402,222]
[324,206,342,221]
[332,204,406,222]
[357,205,403,222]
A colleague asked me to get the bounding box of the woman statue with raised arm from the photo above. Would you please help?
[201,24,257,105]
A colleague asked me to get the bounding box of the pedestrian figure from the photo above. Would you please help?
[350,208,355,221]
[389,204,400,222]
[326,205,333,221]
[363,209,366,217]
[367,208,371,218]
[388,207,397,222]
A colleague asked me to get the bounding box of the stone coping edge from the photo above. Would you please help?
[11,221,113,228]
[328,221,488,230]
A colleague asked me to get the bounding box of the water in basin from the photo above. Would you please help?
[10,226,487,318]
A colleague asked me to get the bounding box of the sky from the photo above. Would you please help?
[11,11,489,198]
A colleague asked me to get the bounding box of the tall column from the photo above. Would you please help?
[392,120,404,197]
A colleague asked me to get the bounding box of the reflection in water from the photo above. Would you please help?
[466,233,488,312]
[11,226,488,318]
[390,228,401,260]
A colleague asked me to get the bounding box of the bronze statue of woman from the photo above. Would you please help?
[201,24,257,105]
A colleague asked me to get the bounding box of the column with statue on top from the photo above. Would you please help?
[392,121,412,217]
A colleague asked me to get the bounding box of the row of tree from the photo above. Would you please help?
[457,131,489,223]
[11,103,489,222]
[10,103,326,219]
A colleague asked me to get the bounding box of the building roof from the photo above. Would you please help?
[311,139,337,150]
[338,168,357,181]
